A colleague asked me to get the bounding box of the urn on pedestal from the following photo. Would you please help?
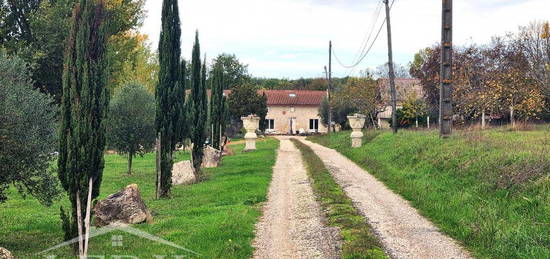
[241,114,260,151]
[347,113,366,148]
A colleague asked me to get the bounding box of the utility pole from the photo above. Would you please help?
[440,0,453,137]
[324,66,332,134]
[384,0,398,134]
[328,41,333,133]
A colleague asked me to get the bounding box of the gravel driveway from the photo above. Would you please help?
[252,137,340,259]
[298,137,472,259]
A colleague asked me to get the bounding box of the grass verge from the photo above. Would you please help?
[0,138,279,258]
[308,128,550,258]
[291,138,387,259]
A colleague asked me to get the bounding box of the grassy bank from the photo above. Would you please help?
[308,128,550,258]
[291,138,387,259]
[0,138,279,258]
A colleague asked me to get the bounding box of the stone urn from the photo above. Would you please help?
[347,113,366,148]
[241,115,260,151]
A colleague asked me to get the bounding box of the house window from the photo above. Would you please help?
[309,119,319,131]
[265,119,275,130]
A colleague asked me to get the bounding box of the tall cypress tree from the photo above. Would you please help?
[156,0,182,197]
[58,0,108,243]
[190,31,207,171]
[210,63,225,149]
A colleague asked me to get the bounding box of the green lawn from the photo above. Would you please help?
[292,139,387,259]
[308,128,550,259]
[0,138,279,258]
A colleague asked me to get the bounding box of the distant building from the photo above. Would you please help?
[377,78,424,128]
[188,89,328,135]
[260,90,327,135]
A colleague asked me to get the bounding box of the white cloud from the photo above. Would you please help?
[141,0,550,78]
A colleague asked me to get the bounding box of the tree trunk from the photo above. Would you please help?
[481,110,486,130]
[510,105,515,128]
[83,177,93,256]
[75,191,84,256]
[427,116,430,129]
[155,134,161,199]
[415,118,419,128]
[127,152,133,175]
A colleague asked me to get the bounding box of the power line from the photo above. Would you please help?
[346,0,384,67]
[332,0,396,74]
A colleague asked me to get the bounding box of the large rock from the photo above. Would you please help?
[172,160,196,185]
[0,247,14,259]
[201,146,222,168]
[94,184,151,227]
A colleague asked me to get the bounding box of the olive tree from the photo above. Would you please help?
[0,50,59,205]
[107,82,156,175]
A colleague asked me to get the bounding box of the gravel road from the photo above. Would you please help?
[298,137,472,259]
[252,137,340,259]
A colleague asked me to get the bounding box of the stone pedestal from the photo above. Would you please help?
[347,114,366,148]
[241,115,260,151]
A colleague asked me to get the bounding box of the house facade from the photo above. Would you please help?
[261,90,327,134]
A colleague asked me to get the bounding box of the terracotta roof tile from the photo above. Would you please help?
[186,89,326,106]
[259,90,326,106]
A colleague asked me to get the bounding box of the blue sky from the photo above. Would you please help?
[141,0,550,79]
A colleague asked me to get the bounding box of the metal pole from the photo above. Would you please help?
[384,0,398,134]
[440,0,453,137]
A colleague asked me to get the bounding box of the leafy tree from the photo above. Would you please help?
[0,50,59,206]
[189,32,208,171]
[58,0,109,253]
[486,37,544,126]
[156,0,182,198]
[107,82,155,175]
[0,0,146,102]
[227,83,268,129]
[330,74,382,127]
[209,53,250,89]
[398,93,428,127]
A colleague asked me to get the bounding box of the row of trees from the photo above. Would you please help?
[410,21,550,126]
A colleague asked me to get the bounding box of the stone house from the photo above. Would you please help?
[192,89,328,135]
[259,90,327,135]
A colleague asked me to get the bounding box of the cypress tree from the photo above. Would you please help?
[210,63,224,149]
[190,31,207,171]
[58,0,108,245]
[156,0,182,197]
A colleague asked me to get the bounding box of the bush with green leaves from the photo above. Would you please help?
[0,50,59,205]
[107,82,156,175]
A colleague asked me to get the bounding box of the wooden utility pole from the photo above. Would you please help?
[324,66,332,134]
[440,0,453,137]
[384,0,398,134]
[328,41,333,133]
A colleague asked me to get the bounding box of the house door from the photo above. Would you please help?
[289,117,296,135]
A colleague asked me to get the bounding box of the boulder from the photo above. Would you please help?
[172,160,196,185]
[0,247,14,259]
[94,184,151,227]
[201,146,222,168]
